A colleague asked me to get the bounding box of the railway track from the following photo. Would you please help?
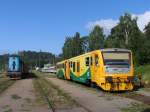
[116,91,150,105]
[35,72,150,112]
[35,79,55,112]
[60,79,150,105]
[34,72,92,112]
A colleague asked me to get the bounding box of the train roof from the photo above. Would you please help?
[9,55,20,57]
[100,48,131,52]
[57,48,131,64]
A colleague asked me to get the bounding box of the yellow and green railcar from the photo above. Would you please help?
[56,48,134,91]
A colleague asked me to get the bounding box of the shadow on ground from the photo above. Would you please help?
[143,108,150,112]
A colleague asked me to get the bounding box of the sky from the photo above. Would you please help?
[0,0,150,55]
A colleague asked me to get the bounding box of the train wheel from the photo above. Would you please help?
[86,79,91,86]
[90,82,96,88]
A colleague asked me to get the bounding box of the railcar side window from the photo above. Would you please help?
[85,57,89,66]
[69,62,71,68]
[71,61,73,68]
[95,55,99,66]
[77,62,80,72]
[73,62,75,72]
[90,57,93,66]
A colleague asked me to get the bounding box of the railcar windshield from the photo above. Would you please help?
[102,52,131,66]
[102,51,131,74]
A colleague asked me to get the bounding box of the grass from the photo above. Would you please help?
[33,71,78,110]
[41,72,57,78]
[140,88,150,92]
[0,77,15,94]
[0,73,5,78]
[121,102,150,112]
[11,94,22,100]
[135,64,150,86]
[3,108,13,112]
[24,98,32,103]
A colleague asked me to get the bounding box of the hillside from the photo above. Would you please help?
[0,51,57,71]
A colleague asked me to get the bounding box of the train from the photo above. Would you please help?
[56,48,134,91]
[41,66,56,73]
[6,55,29,79]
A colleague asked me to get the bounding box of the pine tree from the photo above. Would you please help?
[89,25,104,51]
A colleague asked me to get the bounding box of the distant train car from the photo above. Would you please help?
[7,56,28,79]
[41,66,56,73]
[57,48,134,91]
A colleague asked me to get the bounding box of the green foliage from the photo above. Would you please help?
[18,51,56,67]
[61,13,150,66]
[105,13,146,65]
[0,51,56,70]
[62,26,105,59]
[62,32,84,59]
[143,22,150,64]
[89,25,105,51]
[135,65,150,82]
[121,103,150,112]
[81,36,89,53]
[144,22,150,40]
[0,54,9,71]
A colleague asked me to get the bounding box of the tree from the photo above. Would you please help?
[105,13,145,65]
[62,32,84,59]
[81,36,89,53]
[73,32,83,56]
[89,25,105,51]
[143,22,150,64]
[144,22,150,40]
[62,37,73,59]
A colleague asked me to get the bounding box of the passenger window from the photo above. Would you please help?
[77,62,80,72]
[73,62,75,72]
[85,57,89,66]
[90,57,93,66]
[95,55,99,66]
[69,62,71,68]
[71,61,73,68]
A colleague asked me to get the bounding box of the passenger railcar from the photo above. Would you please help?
[56,48,134,91]
[7,56,28,79]
[41,66,56,73]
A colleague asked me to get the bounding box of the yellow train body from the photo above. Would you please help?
[57,48,134,91]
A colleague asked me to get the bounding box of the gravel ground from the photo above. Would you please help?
[0,79,49,112]
[47,77,139,112]
[136,89,150,97]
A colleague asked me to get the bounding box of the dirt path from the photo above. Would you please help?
[0,79,49,112]
[47,77,139,112]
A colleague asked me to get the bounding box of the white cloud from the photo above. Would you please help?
[133,11,150,31]
[86,19,118,35]
[86,11,150,35]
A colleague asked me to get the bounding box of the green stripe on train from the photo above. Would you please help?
[70,68,91,83]
[57,69,64,79]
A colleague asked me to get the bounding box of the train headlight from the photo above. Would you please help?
[106,76,113,83]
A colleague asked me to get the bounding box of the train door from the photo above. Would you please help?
[64,61,70,80]
[76,61,80,76]
[91,53,100,82]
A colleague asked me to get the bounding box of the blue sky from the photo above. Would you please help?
[0,0,150,55]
